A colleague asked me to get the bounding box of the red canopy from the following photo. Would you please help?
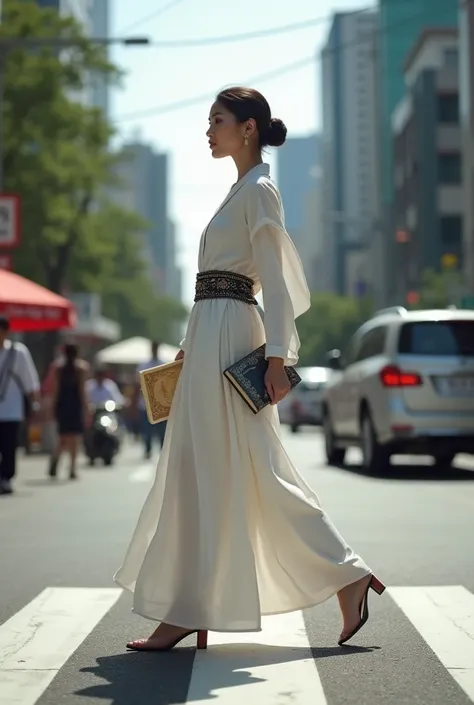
[0,270,76,332]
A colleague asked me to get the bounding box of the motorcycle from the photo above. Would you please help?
[85,401,123,466]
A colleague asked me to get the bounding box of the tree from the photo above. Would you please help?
[78,204,188,342]
[2,0,119,292]
[2,1,188,360]
[408,269,465,310]
[297,293,373,365]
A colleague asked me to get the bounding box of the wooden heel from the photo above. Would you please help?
[197,629,208,649]
[370,575,386,595]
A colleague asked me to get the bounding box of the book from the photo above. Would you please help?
[139,358,184,424]
[223,344,301,414]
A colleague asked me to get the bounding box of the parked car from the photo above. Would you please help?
[322,307,474,472]
[279,366,332,432]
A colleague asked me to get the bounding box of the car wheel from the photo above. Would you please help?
[323,410,346,465]
[360,409,389,474]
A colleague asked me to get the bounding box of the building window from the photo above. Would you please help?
[440,216,462,245]
[444,48,459,68]
[437,94,459,123]
[438,153,461,184]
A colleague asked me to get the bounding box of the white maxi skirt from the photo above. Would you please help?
[114,299,371,632]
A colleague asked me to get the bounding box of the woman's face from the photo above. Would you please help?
[206,101,247,159]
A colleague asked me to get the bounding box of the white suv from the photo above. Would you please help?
[322,307,474,473]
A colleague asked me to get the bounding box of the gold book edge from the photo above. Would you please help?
[223,370,259,414]
[139,358,184,424]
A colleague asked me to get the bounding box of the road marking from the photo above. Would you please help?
[187,611,327,704]
[389,586,474,702]
[0,587,122,705]
[129,466,153,483]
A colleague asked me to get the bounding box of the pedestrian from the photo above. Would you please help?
[48,343,89,480]
[86,365,125,407]
[0,316,40,495]
[133,341,167,458]
[115,87,385,652]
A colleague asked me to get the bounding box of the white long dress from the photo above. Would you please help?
[114,163,371,632]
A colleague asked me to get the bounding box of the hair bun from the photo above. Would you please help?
[265,117,287,147]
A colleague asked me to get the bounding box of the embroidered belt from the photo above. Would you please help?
[194,270,258,305]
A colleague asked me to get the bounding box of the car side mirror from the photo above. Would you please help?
[326,349,343,370]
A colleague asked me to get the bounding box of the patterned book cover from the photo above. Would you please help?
[139,358,183,424]
[223,344,301,414]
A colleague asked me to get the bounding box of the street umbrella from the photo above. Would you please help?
[0,270,76,332]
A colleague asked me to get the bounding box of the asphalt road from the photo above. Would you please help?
[1,427,473,705]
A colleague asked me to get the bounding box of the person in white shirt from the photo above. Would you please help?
[0,316,40,495]
[86,366,125,407]
[133,341,167,459]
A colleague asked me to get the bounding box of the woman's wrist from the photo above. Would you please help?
[267,356,285,368]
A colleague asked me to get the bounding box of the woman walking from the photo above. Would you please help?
[49,343,89,480]
[115,87,385,651]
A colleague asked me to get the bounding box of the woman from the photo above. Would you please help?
[115,87,385,652]
[49,343,89,480]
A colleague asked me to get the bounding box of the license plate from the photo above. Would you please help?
[439,376,474,395]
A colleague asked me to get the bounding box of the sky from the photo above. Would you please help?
[110,0,376,305]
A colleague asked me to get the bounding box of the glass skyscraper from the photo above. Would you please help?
[378,0,458,206]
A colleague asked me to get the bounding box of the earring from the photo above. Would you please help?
[244,135,249,146]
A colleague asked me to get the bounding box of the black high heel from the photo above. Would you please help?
[338,575,386,646]
[126,629,208,652]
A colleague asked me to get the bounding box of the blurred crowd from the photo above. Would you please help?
[0,315,166,495]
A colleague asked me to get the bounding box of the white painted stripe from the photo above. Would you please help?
[129,467,153,483]
[0,587,121,705]
[186,611,327,704]
[389,586,474,702]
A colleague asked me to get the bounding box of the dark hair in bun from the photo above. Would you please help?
[216,86,287,149]
[263,118,287,147]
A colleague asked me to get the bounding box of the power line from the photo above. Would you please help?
[118,0,187,35]
[143,8,373,48]
[114,57,312,122]
[114,2,455,124]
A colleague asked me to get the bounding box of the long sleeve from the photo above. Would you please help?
[246,180,311,366]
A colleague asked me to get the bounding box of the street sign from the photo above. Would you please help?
[0,194,20,249]
[459,295,474,309]
[441,253,458,269]
[0,254,12,270]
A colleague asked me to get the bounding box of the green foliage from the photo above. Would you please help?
[298,293,373,365]
[408,269,465,310]
[2,0,187,348]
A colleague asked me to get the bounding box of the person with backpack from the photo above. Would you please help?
[0,316,40,495]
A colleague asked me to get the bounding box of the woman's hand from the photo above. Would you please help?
[264,357,290,405]
[175,349,185,361]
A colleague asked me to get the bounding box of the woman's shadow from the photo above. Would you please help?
[76,641,377,704]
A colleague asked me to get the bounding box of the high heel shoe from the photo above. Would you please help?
[126,629,208,652]
[338,575,385,646]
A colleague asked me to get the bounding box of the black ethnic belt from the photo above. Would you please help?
[194,270,258,305]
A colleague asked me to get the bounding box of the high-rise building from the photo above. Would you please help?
[459,0,474,298]
[110,141,182,300]
[391,28,461,304]
[377,0,458,302]
[90,0,110,120]
[276,135,320,288]
[35,0,110,117]
[321,10,378,296]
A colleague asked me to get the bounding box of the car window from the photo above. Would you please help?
[355,326,387,362]
[398,321,474,356]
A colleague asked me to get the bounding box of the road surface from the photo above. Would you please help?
[1,428,473,705]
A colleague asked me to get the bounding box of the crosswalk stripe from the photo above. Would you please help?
[186,610,327,704]
[0,587,122,705]
[389,586,474,702]
[129,467,153,483]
